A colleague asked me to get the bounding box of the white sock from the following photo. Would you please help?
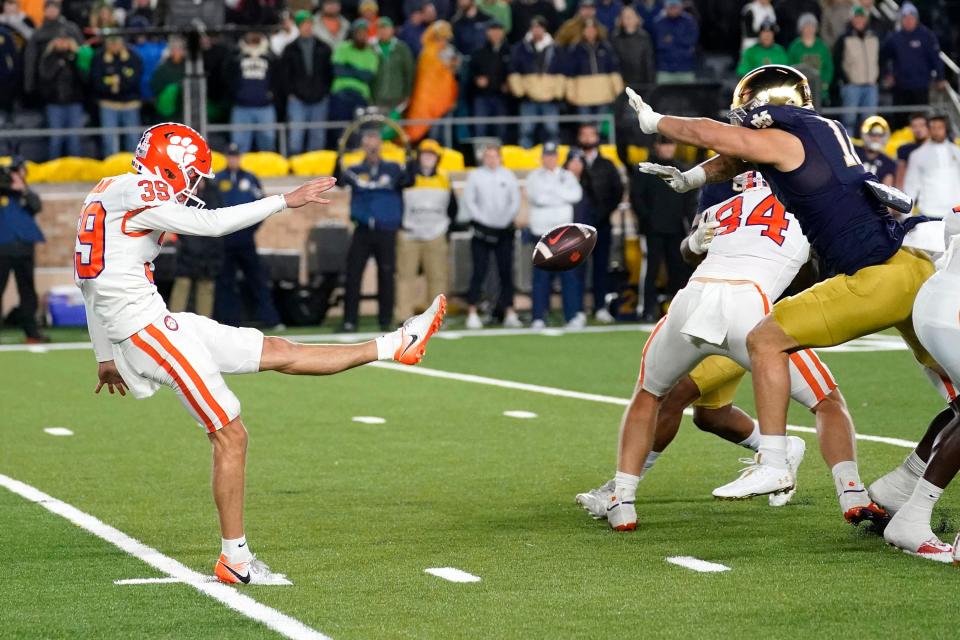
[375,331,401,360]
[758,434,788,468]
[222,535,253,564]
[896,478,944,525]
[903,451,927,478]
[639,451,661,480]
[614,470,641,502]
[832,460,868,510]
[738,422,761,451]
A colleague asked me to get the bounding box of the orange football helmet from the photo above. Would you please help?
[132,122,214,206]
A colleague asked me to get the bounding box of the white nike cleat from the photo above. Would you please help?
[530,319,547,330]
[594,308,615,324]
[465,311,483,330]
[606,493,637,531]
[868,466,919,516]
[215,554,293,585]
[565,312,587,330]
[768,436,806,507]
[575,479,615,519]
[503,309,523,328]
[712,454,794,500]
[884,513,954,564]
[394,294,447,365]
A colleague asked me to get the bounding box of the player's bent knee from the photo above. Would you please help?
[746,317,793,356]
[209,417,248,455]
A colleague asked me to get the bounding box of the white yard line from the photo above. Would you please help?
[665,556,731,573]
[115,577,198,585]
[370,362,920,450]
[0,326,909,353]
[424,567,482,583]
[0,474,331,640]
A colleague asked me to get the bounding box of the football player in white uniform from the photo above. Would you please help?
[586,172,871,532]
[76,123,447,584]
[877,206,960,562]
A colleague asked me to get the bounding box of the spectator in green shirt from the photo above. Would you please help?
[787,13,834,94]
[329,19,379,123]
[736,19,788,76]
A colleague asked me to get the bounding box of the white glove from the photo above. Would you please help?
[625,87,663,134]
[688,212,720,255]
[637,162,706,194]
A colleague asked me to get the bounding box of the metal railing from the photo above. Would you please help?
[0,112,617,160]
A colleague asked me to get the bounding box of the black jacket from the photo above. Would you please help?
[280,36,333,103]
[38,47,84,104]
[580,151,623,226]
[89,47,143,103]
[468,41,511,97]
[629,160,697,235]
[611,29,655,89]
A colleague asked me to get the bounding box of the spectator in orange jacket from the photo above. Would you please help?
[403,20,460,143]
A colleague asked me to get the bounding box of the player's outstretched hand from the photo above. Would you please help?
[284,176,337,208]
[95,360,128,396]
[637,162,704,194]
[625,87,663,134]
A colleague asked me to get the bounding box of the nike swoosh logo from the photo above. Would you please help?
[548,227,569,246]
[221,561,251,584]
[399,334,418,357]
[238,542,246,548]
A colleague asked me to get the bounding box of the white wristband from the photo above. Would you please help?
[685,165,707,190]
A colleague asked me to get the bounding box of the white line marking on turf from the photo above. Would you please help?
[424,567,482,583]
[503,410,538,419]
[0,474,331,640]
[370,362,919,450]
[0,327,909,353]
[352,416,386,425]
[666,556,731,573]
[43,427,74,436]
[114,577,209,585]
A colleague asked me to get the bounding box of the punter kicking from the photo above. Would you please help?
[77,123,446,584]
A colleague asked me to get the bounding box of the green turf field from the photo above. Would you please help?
[2,326,957,639]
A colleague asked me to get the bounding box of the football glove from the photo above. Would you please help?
[625,87,663,134]
[637,162,706,194]
[688,213,720,255]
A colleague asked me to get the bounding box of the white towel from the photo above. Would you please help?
[903,220,946,254]
[680,283,732,346]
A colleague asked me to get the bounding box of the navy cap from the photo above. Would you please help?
[226,143,240,156]
[542,141,559,155]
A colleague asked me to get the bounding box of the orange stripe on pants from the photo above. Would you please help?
[802,349,836,391]
[789,352,825,402]
[131,332,217,432]
[639,317,667,386]
[144,324,230,428]
[941,375,958,401]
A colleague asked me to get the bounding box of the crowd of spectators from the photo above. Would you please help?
[4,0,954,161]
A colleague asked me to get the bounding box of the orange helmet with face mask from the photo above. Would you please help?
[132,123,214,206]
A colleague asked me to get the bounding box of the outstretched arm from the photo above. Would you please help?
[126,177,337,236]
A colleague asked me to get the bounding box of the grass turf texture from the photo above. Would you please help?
[1,329,957,639]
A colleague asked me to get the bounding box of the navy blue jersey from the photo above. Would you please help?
[856,147,897,184]
[696,181,737,214]
[896,141,920,163]
[742,104,903,275]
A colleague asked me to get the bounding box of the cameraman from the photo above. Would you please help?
[0,159,48,343]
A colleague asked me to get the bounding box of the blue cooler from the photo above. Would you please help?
[47,286,88,327]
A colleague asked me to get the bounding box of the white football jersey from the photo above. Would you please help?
[693,185,810,299]
[74,172,286,358]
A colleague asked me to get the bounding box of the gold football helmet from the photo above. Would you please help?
[860,115,891,152]
[728,64,814,125]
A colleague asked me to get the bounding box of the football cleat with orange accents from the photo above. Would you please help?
[576,479,615,520]
[844,502,891,532]
[214,554,293,586]
[394,294,447,365]
[606,494,637,531]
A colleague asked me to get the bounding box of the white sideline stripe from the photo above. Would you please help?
[43,427,74,436]
[665,556,731,573]
[424,567,482,583]
[115,577,199,585]
[0,474,331,640]
[0,327,909,353]
[370,362,919,450]
[351,416,386,424]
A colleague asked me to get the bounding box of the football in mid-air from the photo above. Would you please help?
[532,223,597,272]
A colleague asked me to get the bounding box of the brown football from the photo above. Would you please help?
[532,223,597,272]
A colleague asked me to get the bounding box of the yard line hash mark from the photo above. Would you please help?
[115,577,205,585]
[666,556,731,573]
[44,427,74,436]
[0,474,331,640]
[370,362,920,450]
[424,567,482,583]
[503,410,538,419]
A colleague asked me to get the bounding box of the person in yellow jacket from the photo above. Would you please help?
[403,21,459,143]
